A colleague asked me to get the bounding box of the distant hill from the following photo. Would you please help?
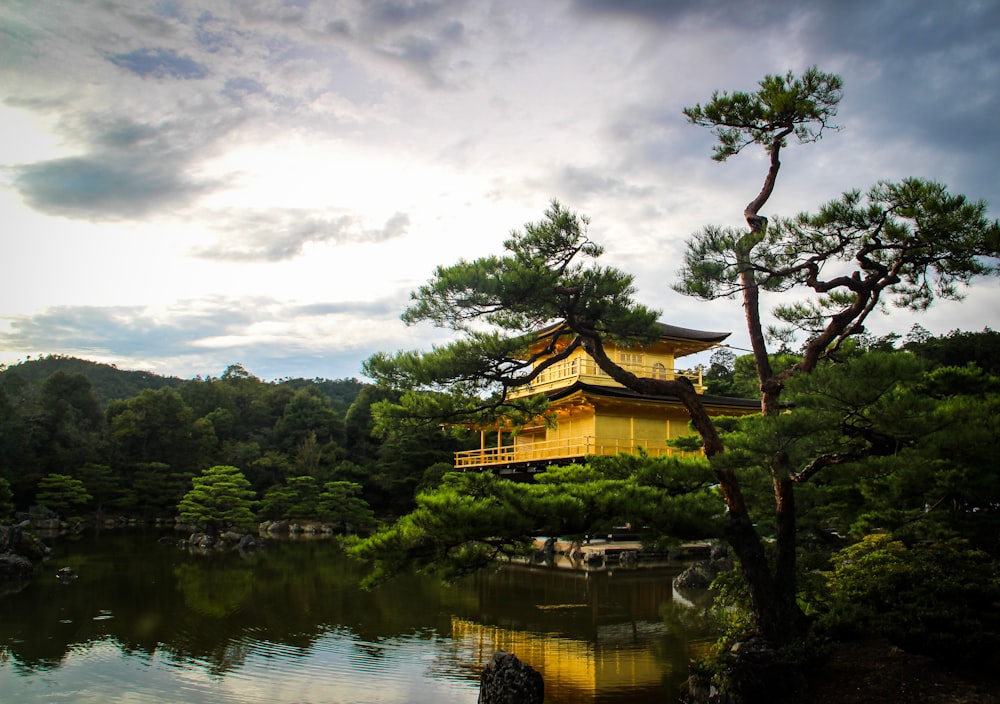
[0,356,184,406]
[0,356,370,412]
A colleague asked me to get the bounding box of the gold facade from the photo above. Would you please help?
[456,322,758,470]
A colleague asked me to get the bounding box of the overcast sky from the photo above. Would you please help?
[2,0,998,381]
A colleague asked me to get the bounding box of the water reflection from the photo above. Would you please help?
[451,565,714,703]
[0,532,714,703]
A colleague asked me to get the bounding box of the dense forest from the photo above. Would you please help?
[3,327,997,537]
[0,357,468,526]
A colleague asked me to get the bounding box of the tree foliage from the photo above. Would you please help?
[363,200,664,430]
[906,327,1000,375]
[35,473,92,517]
[178,465,258,532]
[0,358,456,526]
[260,475,321,520]
[0,477,14,521]
[814,535,1000,662]
[317,481,376,533]
[683,67,843,162]
[350,454,722,586]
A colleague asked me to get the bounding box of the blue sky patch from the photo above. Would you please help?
[110,47,208,80]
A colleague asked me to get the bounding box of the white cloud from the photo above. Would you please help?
[1,0,997,379]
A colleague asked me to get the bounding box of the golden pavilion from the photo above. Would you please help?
[454,322,759,473]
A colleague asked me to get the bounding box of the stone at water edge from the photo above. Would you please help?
[478,650,544,704]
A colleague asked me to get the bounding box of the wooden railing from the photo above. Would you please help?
[507,358,703,399]
[454,436,688,469]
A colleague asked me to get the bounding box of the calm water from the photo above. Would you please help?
[0,531,715,703]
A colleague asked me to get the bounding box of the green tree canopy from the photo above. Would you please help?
[77,462,122,516]
[683,66,843,162]
[351,455,721,586]
[33,371,104,471]
[260,475,320,520]
[317,481,376,533]
[178,465,258,533]
[35,473,92,517]
[363,199,669,431]
[107,388,198,472]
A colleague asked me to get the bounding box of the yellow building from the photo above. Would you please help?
[455,322,759,473]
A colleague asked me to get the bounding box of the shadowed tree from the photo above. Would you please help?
[259,475,320,520]
[317,481,376,534]
[76,462,122,518]
[33,372,104,472]
[0,477,14,520]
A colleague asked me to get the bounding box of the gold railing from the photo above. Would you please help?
[507,358,703,399]
[454,436,687,469]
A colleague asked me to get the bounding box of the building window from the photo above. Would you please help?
[618,352,643,369]
[652,362,668,380]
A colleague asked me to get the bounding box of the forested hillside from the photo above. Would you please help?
[0,358,469,523]
[0,355,184,406]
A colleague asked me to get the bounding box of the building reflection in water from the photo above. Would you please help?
[446,564,715,703]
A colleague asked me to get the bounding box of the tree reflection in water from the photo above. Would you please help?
[0,532,716,703]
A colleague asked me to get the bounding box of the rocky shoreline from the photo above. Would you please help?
[0,514,346,587]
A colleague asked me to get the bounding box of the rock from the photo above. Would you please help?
[56,566,78,581]
[237,534,257,551]
[533,536,557,565]
[1,522,49,584]
[478,651,544,704]
[0,523,51,563]
[189,532,214,549]
[267,520,291,534]
[28,504,57,519]
[0,552,34,580]
[673,552,734,591]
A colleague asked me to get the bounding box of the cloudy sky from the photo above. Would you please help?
[2,0,998,381]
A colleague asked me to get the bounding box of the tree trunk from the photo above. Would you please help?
[581,331,804,641]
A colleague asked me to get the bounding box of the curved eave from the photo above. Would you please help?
[534,320,731,345]
[546,381,760,412]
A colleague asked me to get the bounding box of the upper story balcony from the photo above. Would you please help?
[507,356,705,399]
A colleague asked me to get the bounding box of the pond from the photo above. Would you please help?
[0,531,716,703]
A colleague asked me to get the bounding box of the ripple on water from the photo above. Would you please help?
[134,628,480,704]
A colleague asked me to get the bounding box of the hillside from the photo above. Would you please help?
[0,355,369,412]
[0,356,184,406]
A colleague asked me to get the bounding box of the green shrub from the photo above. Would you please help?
[817,533,1000,662]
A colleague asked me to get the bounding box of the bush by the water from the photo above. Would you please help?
[814,533,1000,663]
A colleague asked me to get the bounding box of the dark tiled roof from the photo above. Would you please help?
[534,320,730,344]
[546,381,760,410]
[652,322,730,343]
